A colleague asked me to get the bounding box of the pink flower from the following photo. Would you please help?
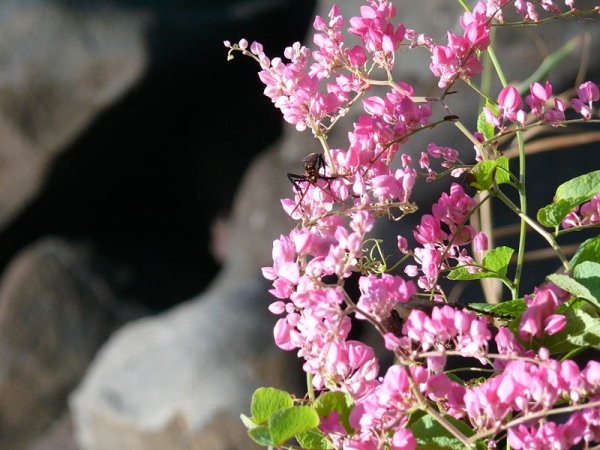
[578,80,600,103]
[519,284,565,340]
[580,194,600,224]
[274,317,297,350]
[473,232,488,261]
[583,360,600,390]
[544,314,567,335]
[357,274,415,319]
[347,46,367,67]
[426,373,466,417]
[391,429,416,450]
[320,411,346,435]
[414,245,442,290]
[347,1,405,70]
[414,214,446,245]
[498,86,524,123]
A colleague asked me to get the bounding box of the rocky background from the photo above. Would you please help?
[0,0,314,448]
[0,0,598,449]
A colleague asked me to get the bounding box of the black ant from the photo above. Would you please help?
[287,152,338,217]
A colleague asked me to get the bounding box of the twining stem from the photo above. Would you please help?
[492,186,571,273]
[513,132,528,293]
[306,373,315,403]
[404,365,475,449]
[314,127,335,171]
[467,399,600,445]
[485,45,508,87]
[453,120,485,152]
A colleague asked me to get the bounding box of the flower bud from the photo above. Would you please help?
[473,232,488,261]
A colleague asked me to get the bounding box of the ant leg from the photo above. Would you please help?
[287,173,309,192]
[287,173,312,217]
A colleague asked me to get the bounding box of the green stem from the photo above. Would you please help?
[512,132,527,295]
[478,26,495,111]
[406,365,475,449]
[486,45,508,87]
[457,0,471,12]
[467,399,600,445]
[493,187,571,273]
[315,130,334,172]
[453,120,485,154]
[306,373,315,403]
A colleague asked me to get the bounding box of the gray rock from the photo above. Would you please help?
[0,0,147,228]
[29,414,78,450]
[70,267,298,450]
[0,238,125,448]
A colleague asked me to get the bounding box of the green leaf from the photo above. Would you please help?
[469,157,511,191]
[537,199,580,228]
[314,392,354,433]
[574,262,600,311]
[537,171,600,228]
[411,413,483,450]
[448,266,497,281]
[546,306,600,352]
[570,236,600,268]
[269,406,320,446]
[296,428,334,449]
[247,426,273,446]
[477,106,495,141]
[547,274,591,300]
[555,170,600,201]
[467,299,526,318]
[482,246,513,277]
[547,273,600,311]
[251,387,294,425]
[448,247,513,281]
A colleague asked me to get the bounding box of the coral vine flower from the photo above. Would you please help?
[572,80,600,120]
[231,3,600,448]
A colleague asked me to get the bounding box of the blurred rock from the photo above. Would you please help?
[70,266,299,450]
[0,237,136,449]
[0,0,147,229]
[29,414,78,450]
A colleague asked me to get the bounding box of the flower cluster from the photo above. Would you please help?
[429,2,491,87]
[406,183,482,291]
[314,309,600,449]
[228,1,600,448]
[484,80,599,130]
[562,193,600,229]
[519,283,570,340]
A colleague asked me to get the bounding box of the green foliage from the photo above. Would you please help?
[467,298,526,318]
[476,101,497,140]
[570,235,600,268]
[269,406,320,446]
[314,391,354,434]
[241,388,360,448]
[247,426,274,446]
[537,170,600,228]
[411,412,484,450]
[296,429,334,449]
[547,262,600,311]
[448,246,513,281]
[243,387,321,447]
[469,157,512,191]
[545,301,600,353]
[251,387,294,425]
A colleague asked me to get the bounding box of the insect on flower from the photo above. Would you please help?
[286,152,338,217]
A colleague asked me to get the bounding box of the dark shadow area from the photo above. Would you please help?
[0,0,316,310]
